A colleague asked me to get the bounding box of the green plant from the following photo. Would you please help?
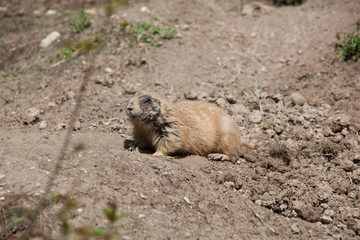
[335,20,360,62]
[56,34,109,61]
[72,6,91,33]
[120,21,177,47]
[56,49,73,60]
[11,67,23,76]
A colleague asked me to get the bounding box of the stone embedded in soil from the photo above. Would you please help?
[73,121,81,131]
[38,120,47,130]
[55,123,67,130]
[225,92,236,104]
[123,83,136,94]
[66,91,75,100]
[320,216,333,224]
[184,91,199,100]
[24,107,41,124]
[290,92,306,106]
[340,160,355,172]
[39,31,61,48]
[291,224,301,234]
[249,110,262,124]
[215,98,227,109]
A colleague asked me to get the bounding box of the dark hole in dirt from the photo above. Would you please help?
[321,141,340,161]
[270,0,306,6]
[269,144,291,165]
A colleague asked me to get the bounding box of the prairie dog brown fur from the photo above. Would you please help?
[126,91,258,161]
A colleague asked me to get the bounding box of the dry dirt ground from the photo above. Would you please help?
[1,0,360,239]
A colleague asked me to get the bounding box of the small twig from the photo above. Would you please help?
[322,164,330,175]
[169,85,173,95]
[251,79,263,112]
[26,63,92,236]
[349,176,354,184]
[245,201,277,235]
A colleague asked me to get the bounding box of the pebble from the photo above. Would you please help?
[249,110,262,124]
[55,123,67,130]
[39,31,61,48]
[25,107,41,123]
[38,120,47,130]
[0,175,4,179]
[290,92,306,106]
[77,208,83,214]
[80,168,88,174]
[225,92,236,104]
[140,6,150,13]
[73,121,81,131]
[45,9,57,15]
[48,101,56,107]
[184,91,198,100]
[139,193,148,199]
[250,32,257,38]
[122,236,132,240]
[184,197,192,204]
[215,98,227,109]
[138,214,145,218]
[320,216,333,224]
[105,67,113,73]
[66,91,75,100]
[291,224,301,234]
[123,83,136,94]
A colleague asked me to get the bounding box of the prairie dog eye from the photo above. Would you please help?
[143,95,152,105]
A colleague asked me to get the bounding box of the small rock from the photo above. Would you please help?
[320,216,333,224]
[140,6,150,13]
[66,91,75,100]
[341,128,349,136]
[0,175,4,179]
[250,32,257,38]
[223,181,235,189]
[249,110,262,124]
[184,91,199,100]
[25,107,41,124]
[184,197,192,204]
[225,92,236,104]
[215,98,227,109]
[341,160,354,172]
[255,199,262,205]
[73,121,81,131]
[105,67,113,73]
[55,123,67,130]
[139,193,148,199]
[48,101,56,107]
[272,94,283,102]
[123,83,136,94]
[122,236,132,240]
[290,92,306,106]
[45,9,57,15]
[138,214,145,218]
[77,208,83,214]
[39,31,61,48]
[291,224,301,234]
[80,168,88,174]
[324,209,335,217]
[266,129,276,137]
[38,121,47,130]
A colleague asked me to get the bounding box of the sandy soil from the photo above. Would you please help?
[1,0,360,239]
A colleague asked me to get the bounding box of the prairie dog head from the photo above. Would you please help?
[126,91,162,122]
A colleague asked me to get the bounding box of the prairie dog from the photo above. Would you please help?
[126,91,258,161]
